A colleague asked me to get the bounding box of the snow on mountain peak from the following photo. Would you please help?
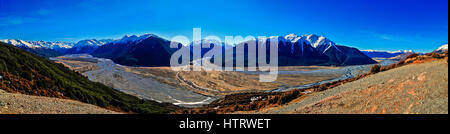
[1,39,39,48]
[285,34,299,40]
[306,34,320,44]
[0,39,75,49]
[436,44,448,51]
[114,34,162,44]
[74,39,104,47]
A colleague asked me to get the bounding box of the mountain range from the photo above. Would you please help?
[361,50,415,58]
[434,44,448,53]
[91,34,378,67]
[2,33,404,67]
[92,34,176,66]
[0,39,111,57]
[65,39,113,54]
[259,34,377,66]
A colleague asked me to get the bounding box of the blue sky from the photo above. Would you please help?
[0,0,447,52]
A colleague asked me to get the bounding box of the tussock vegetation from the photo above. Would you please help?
[0,42,179,114]
[175,51,448,114]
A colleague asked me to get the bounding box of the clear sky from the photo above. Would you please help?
[0,0,448,52]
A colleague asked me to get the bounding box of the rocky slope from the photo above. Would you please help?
[252,59,448,114]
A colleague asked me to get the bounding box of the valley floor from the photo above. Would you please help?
[242,60,448,114]
[0,89,118,114]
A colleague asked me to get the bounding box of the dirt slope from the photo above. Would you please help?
[0,89,118,114]
[251,60,448,114]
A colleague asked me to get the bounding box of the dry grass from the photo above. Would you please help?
[277,66,341,71]
[275,74,341,86]
[179,70,281,93]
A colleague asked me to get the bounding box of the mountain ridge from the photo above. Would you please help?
[362,50,415,58]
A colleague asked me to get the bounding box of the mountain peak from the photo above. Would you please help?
[434,44,448,53]
[285,34,299,39]
[0,39,41,48]
[436,44,448,51]
[114,34,163,44]
[74,39,104,47]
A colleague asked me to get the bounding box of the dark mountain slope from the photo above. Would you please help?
[19,46,63,58]
[92,35,176,67]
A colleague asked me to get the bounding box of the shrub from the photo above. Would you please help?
[278,90,300,104]
[370,64,382,74]
[397,60,405,66]
[314,85,328,92]
[431,53,443,59]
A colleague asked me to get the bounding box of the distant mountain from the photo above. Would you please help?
[0,39,76,57]
[0,42,178,113]
[0,39,41,48]
[230,34,377,66]
[279,34,376,65]
[0,39,72,57]
[0,39,115,56]
[0,39,73,50]
[362,50,414,58]
[65,39,111,54]
[29,40,73,53]
[434,44,448,53]
[93,33,376,67]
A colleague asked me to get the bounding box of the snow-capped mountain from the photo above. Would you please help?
[111,34,164,44]
[92,34,174,66]
[234,34,377,66]
[0,39,42,48]
[0,39,74,57]
[281,34,342,54]
[74,39,104,47]
[434,44,448,53]
[0,39,74,50]
[92,33,376,67]
[65,39,113,54]
[362,50,415,58]
[99,39,114,44]
[0,38,113,56]
[2,33,377,66]
[32,41,74,49]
